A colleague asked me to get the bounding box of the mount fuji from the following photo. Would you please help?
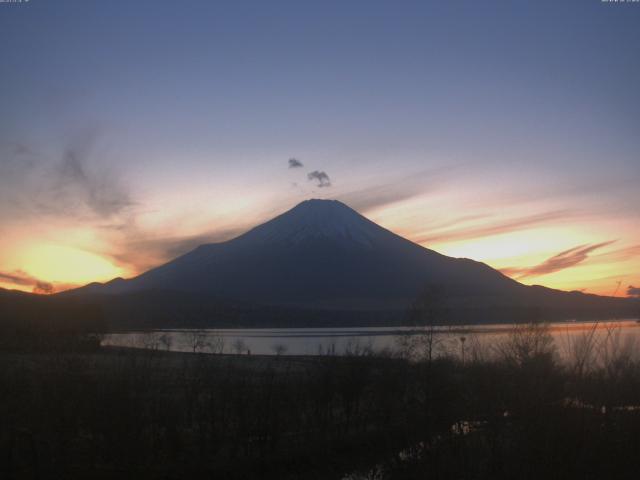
[72,199,633,327]
[92,200,521,307]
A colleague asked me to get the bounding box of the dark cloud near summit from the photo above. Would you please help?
[288,158,303,168]
[628,286,640,298]
[307,170,331,188]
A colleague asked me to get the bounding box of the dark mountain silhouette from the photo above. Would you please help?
[80,200,521,307]
[65,199,635,327]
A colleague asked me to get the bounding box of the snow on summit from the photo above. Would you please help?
[238,199,396,248]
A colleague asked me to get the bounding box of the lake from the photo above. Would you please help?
[103,319,640,361]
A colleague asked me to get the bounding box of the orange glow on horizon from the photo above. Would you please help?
[0,244,127,294]
[1,195,638,298]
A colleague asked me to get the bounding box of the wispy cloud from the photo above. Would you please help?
[307,170,331,188]
[52,148,133,218]
[38,134,133,219]
[337,168,452,213]
[0,131,134,223]
[415,210,577,245]
[591,244,640,264]
[0,270,56,294]
[500,241,617,280]
[98,225,247,275]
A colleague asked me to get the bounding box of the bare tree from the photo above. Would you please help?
[141,332,161,351]
[184,330,209,354]
[562,322,599,377]
[159,333,173,352]
[271,343,288,356]
[597,322,636,375]
[344,337,374,357]
[397,285,448,363]
[232,338,247,355]
[207,331,225,354]
[495,321,556,367]
[464,332,487,364]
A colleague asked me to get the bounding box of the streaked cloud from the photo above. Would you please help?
[500,241,616,280]
[415,210,577,245]
[627,286,640,298]
[0,270,55,294]
[337,169,449,213]
[592,244,640,264]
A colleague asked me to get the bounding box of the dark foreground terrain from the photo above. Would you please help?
[3,327,640,480]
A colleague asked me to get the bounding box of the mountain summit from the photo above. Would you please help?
[236,199,397,248]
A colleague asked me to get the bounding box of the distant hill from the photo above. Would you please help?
[63,199,636,328]
[0,287,105,349]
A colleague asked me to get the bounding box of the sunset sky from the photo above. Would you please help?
[1,0,639,297]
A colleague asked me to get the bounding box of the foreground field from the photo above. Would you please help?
[3,337,640,479]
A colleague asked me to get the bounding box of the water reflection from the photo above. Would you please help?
[102,319,640,361]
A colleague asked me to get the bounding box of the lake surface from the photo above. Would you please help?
[103,319,640,361]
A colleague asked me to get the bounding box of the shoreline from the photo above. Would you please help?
[104,318,640,336]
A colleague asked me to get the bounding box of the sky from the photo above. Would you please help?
[0,0,639,297]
